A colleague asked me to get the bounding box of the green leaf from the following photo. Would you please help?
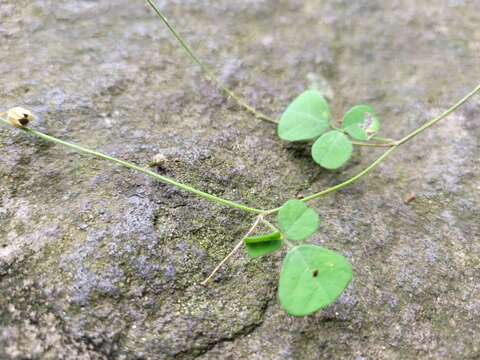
[244,231,282,244]
[244,232,283,258]
[342,105,380,140]
[278,244,352,317]
[277,90,330,141]
[311,130,352,169]
[277,200,319,241]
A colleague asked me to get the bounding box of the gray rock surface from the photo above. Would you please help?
[1,0,479,359]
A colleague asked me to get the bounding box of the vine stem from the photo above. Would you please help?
[264,82,480,214]
[372,135,397,143]
[144,0,276,124]
[201,216,262,284]
[331,124,397,147]
[0,117,265,214]
[350,140,396,147]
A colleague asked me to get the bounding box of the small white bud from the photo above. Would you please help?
[7,107,33,128]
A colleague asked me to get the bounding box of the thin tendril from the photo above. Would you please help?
[144,0,277,124]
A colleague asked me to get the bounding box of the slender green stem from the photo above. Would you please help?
[0,117,265,214]
[331,123,397,147]
[371,135,397,143]
[264,82,480,214]
[144,0,276,124]
[351,140,396,147]
[396,83,480,145]
[263,147,396,214]
[301,146,396,203]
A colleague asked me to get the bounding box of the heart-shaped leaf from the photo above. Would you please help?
[278,244,352,317]
[342,105,380,140]
[311,130,352,169]
[277,200,319,241]
[244,232,283,258]
[277,90,330,141]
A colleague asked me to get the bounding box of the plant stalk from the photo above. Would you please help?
[351,140,396,147]
[144,0,276,124]
[0,117,265,214]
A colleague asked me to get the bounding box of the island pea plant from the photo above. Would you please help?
[1,1,479,317]
[279,91,386,169]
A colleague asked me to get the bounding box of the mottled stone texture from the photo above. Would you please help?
[0,0,479,359]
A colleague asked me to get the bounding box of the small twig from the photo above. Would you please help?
[201,216,262,285]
